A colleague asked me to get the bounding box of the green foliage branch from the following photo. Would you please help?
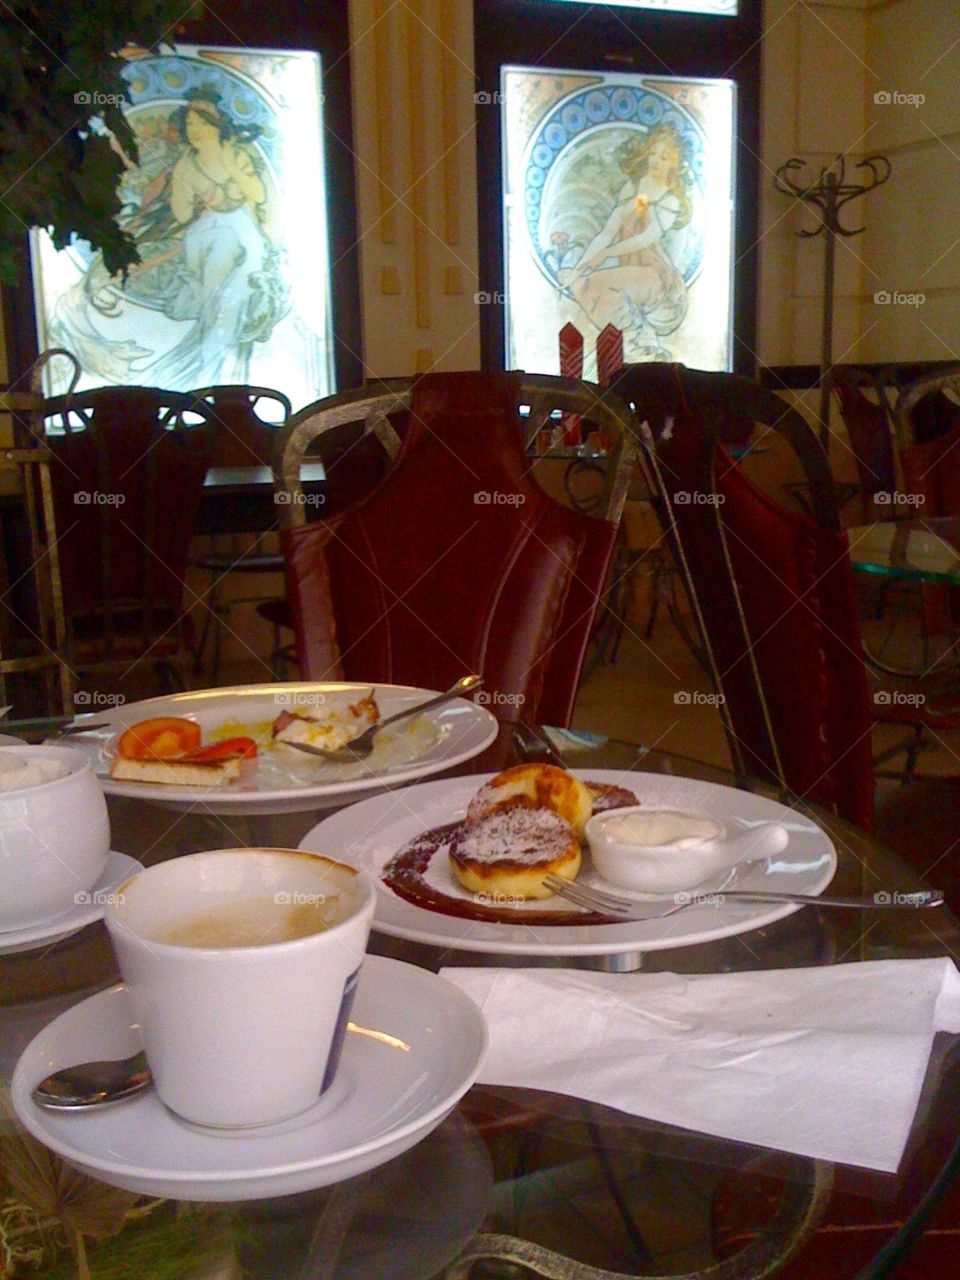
[0,1,202,284]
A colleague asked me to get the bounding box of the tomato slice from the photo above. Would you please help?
[184,737,258,762]
[117,717,201,760]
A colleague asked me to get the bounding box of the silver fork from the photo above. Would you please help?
[543,873,943,920]
[283,674,483,762]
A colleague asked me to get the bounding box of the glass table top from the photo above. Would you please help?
[848,517,960,585]
[2,722,958,1279]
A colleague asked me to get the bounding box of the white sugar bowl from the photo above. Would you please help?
[0,745,110,930]
[585,806,789,895]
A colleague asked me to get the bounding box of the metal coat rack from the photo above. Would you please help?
[774,153,891,447]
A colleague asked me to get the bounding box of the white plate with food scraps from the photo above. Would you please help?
[61,684,498,814]
[298,771,838,957]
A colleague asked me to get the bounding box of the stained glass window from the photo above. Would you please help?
[31,45,333,404]
[501,66,736,378]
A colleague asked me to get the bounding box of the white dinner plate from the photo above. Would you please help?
[62,683,498,814]
[11,956,488,1201]
[298,771,838,957]
[0,852,141,955]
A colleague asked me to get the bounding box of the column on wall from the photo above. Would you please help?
[757,0,871,372]
[348,0,482,379]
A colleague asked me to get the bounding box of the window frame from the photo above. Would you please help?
[474,0,762,376]
[3,0,362,394]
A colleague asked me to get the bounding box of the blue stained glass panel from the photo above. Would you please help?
[501,66,736,377]
[31,45,333,404]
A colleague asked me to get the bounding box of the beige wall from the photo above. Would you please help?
[758,0,872,369]
[757,0,959,369]
[860,0,959,361]
[348,0,481,379]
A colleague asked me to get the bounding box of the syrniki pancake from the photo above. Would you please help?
[465,763,593,837]
[449,806,581,900]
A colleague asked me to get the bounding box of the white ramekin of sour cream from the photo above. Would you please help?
[0,745,110,930]
[585,806,788,895]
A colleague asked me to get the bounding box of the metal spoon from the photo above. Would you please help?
[283,674,484,762]
[33,1050,152,1109]
[32,1019,388,1110]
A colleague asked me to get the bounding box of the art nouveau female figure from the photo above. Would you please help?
[48,87,287,389]
[557,124,692,356]
[137,91,287,385]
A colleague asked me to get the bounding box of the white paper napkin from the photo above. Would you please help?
[442,959,960,1172]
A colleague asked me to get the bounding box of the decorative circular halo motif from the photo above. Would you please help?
[122,55,281,166]
[524,83,707,357]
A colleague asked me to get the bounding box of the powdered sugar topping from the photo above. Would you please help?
[452,805,574,866]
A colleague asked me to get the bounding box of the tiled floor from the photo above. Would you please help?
[209,584,960,789]
[572,604,960,787]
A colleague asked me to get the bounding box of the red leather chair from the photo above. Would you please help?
[901,423,960,516]
[610,363,960,854]
[273,372,637,726]
[897,368,960,520]
[41,386,215,694]
[611,362,876,829]
[828,365,899,520]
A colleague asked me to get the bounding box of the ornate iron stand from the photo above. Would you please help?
[774,153,891,447]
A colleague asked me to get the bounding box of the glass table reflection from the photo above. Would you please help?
[848,517,960,585]
[847,518,960,677]
[2,723,959,1279]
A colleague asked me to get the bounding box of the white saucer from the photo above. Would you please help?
[11,955,488,1201]
[0,852,141,955]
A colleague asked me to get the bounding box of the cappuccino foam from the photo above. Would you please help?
[150,893,347,949]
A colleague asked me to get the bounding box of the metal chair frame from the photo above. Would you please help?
[861,367,960,683]
[895,365,960,455]
[275,374,635,528]
[616,363,956,799]
[0,432,73,716]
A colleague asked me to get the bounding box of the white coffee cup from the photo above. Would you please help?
[0,744,110,930]
[104,848,375,1129]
